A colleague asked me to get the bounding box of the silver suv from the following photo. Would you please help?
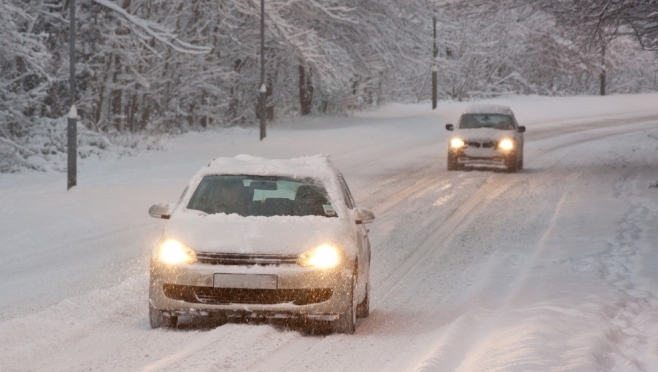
[445,105,526,172]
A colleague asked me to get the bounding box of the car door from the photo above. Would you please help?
[338,175,370,299]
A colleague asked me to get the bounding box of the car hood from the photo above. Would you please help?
[453,128,518,141]
[162,212,356,256]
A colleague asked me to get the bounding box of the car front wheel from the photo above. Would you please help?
[356,282,370,318]
[333,272,357,334]
[447,151,460,171]
[518,153,524,170]
[149,303,177,329]
[506,151,519,173]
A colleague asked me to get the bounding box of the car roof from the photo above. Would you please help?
[462,104,514,116]
[198,154,341,181]
[182,154,348,216]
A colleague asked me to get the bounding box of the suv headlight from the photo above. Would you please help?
[450,138,465,149]
[498,139,514,151]
[298,245,341,268]
[158,239,197,265]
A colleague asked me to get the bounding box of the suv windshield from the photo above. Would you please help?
[459,114,515,130]
[186,175,336,217]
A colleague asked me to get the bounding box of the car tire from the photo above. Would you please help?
[149,303,177,329]
[506,151,518,173]
[333,271,357,334]
[518,154,524,170]
[302,318,331,335]
[356,282,370,318]
[447,152,459,171]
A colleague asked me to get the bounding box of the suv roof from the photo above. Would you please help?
[462,104,514,116]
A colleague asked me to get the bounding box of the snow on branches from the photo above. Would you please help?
[2,0,658,172]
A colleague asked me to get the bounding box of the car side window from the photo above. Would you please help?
[339,176,355,209]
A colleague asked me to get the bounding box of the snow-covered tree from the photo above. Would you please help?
[2,0,658,172]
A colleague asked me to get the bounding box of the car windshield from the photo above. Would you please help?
[186,175,337,217]
[459,114,515,130]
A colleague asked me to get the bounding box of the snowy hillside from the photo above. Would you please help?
[1,94,658,371]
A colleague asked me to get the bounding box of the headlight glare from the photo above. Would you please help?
[450,138,465,149]
[158,239,197,265]
[298,244,341,268]
[499,139,514,151]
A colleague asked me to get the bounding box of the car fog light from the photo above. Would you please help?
[450,138,465,149]
[498,139,514,151]
[298,245,341,268]
[158,239,197,265]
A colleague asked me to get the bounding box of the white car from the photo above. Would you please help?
[445,105,526,172]
[147,155,374,334]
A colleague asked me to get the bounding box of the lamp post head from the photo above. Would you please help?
[68,104,78,119]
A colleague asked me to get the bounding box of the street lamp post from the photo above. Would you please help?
[68,0,77,189]
[432,16,438,110]
[259,0,266,140]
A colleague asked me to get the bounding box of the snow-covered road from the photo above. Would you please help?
[2,94,658,371]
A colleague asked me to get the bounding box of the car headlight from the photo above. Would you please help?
[450,138,465,149]
[158,239,197,265]
[498,139,514,151]
[298,244,341,268]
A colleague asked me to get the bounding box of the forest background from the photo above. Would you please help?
[2,0,658,172]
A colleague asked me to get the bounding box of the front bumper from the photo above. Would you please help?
[149,258,353,320]
[450,147,513,167]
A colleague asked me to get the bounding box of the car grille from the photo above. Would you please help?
[466,141,496,148]
[196,252,298,266]
[163,284,333,305]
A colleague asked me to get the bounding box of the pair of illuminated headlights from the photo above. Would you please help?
[157,239,341,269]
[450,138,515,151]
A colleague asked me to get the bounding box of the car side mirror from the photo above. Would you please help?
[354,208,375,224]
[445,124,454,131]
[149,203,175,219]
[518,126,526,133]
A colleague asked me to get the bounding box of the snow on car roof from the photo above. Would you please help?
[462,104,514,115]
[180,154,348,216]
[199,154,340,180]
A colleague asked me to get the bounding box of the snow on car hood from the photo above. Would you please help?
[162,211,356,257]
[454,128,517,141]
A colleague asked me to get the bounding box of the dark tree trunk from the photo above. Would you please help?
[110,55,122,131]
[298,64,314,115]
[600,44,606,96]
[140,98,150,131]
[266,74,274,121]
[94,59,111,128]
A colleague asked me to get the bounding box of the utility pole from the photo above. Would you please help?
[432,16,438,110]
[600,44,606,96]
[259,0,266,140]
[67,0,77,190]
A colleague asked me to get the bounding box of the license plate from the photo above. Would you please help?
[213,273,277,289]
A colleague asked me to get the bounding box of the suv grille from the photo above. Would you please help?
[163,284,333,305]
[466,141,496,148]
[196,252,298,266]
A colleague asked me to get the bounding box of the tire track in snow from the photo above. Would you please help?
[239,169,451,372]
[140,326,237,372]
[372,174,520,306]
[583,162,658,370]
[139,116,658,372]
[243,336,322,372]
[401,170,581,372]
[526,114,658,142]
[242,117,658,371]
[399,123,658,371]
